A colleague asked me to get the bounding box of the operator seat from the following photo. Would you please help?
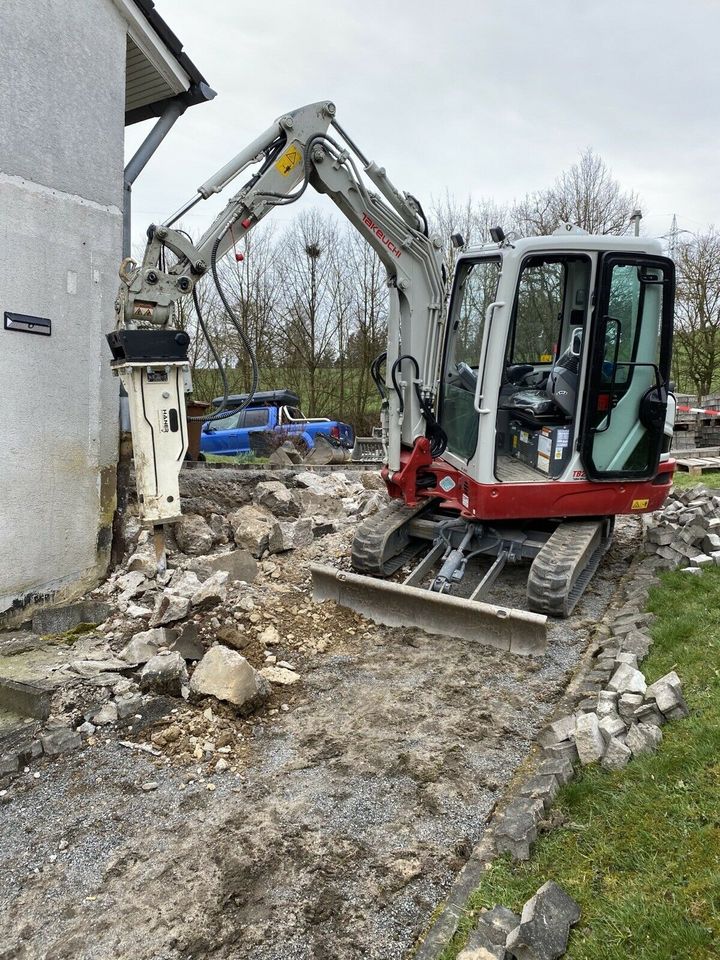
[502,332,582,429]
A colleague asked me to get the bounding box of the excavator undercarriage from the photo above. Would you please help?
[311,501,615,654]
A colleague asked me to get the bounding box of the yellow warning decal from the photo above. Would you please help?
[275,144,303,176]
[632,498,649,510]
[540,354,553,362]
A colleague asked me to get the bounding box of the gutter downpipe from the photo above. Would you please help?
[112,95,189,568]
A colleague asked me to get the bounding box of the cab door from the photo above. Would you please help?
[581,254,674,481]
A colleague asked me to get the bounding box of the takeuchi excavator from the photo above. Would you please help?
[108,100,676,654]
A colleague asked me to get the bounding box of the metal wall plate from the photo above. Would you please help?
[4,312,52,336]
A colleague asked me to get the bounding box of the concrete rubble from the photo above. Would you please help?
[0,468,382,779]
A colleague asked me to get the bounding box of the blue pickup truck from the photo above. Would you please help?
[200,390,355,457]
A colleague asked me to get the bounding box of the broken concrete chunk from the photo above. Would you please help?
[191,549,257,584]
[505,880,580,960]
[228,505,280,558]
[574,712,605,765]
[149,592,191,627]
[190,570,229,609]
[32,600,111,635]
[608,663,647,696]
[259,666,301,686]
[174,513,215,555]
[626,722,662,757]
[41,727,82,757]
[269,518,314,553]
[139,651,188,697]
[601,736,632,771]
[120,627,175,664]
[115,694,144,719]
[254,480,300,518]
[125,546,158,577]
[92,701,118,726]
[189,645,270,710]
[168,569,203,599]
[168,622,204,661]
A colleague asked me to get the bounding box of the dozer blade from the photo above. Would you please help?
[310,564,547,656]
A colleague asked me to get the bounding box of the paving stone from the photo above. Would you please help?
[574,712,605,765]
[460,904,520,959]
[536,756,574,786]
[595,690,618,717]
[598,714,626,742]
[618,692,644,719]
[519,774,560,810]
[626,722,663,757]
[608,663,647,696]
[542,741,579,765]
[633,701,664,727]
[537,714,576,748]
[505,880,580,960]
[601,736,632,771]
[494,797,544,861]
[618,632,652,659]
[645,671,688,717]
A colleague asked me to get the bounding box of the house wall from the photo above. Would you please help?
[0,0,127,620]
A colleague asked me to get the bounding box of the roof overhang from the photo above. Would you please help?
[113,0,216,126]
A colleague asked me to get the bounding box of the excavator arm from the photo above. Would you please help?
[111,101,447,539]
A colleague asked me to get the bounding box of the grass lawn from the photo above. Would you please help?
[442,564,720,960]
[672,469,720,490]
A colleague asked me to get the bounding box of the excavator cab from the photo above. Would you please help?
[438,233,675,494]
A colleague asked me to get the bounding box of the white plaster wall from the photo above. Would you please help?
[0,0,127,617]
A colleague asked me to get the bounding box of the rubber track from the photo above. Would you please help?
[526,520,608,618]
[351,499,432,576]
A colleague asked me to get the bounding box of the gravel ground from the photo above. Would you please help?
[0,517,640,960]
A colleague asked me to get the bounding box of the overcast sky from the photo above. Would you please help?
[126,0,720,249]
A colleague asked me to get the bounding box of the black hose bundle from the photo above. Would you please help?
[390,354,447,458]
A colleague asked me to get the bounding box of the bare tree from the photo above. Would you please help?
[277,210,343,415]
[673,229,720,400]
[514,149,639,236]
[430,191,510,286]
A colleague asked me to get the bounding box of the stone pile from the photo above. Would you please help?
[644,485,720,573]
[459,881,580,960]
[1,471,383,779]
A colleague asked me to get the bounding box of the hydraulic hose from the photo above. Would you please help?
[391,354,447,458]
[186,285,232,423]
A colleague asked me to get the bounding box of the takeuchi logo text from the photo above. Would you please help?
[362,214,402,258]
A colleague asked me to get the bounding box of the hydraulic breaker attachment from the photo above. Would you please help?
[310,564,547,655]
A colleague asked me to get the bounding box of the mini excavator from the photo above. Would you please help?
[108,101,676,653]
